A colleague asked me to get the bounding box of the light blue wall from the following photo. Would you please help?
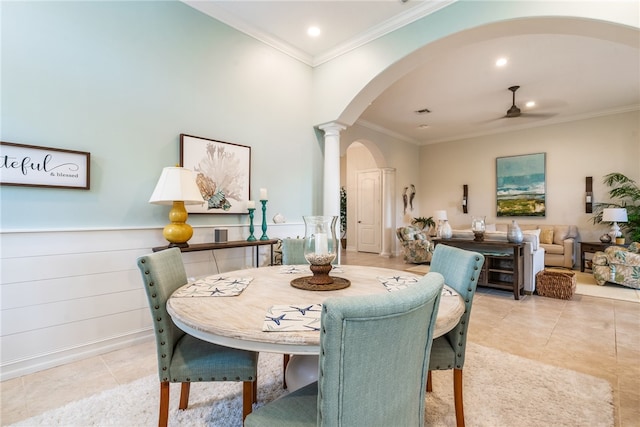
[1,0,319,230]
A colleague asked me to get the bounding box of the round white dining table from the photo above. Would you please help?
[167,265,465,354]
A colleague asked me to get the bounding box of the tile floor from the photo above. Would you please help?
[1,251,638,426]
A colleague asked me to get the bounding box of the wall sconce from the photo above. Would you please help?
[585,176,593,213]
[462,184,468,213]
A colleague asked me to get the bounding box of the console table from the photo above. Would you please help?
[152,239,279,268]
[433,239,524,300]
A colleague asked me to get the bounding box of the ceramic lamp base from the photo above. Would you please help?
[162,201,193,247]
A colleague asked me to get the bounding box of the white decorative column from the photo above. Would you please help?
[380,168,396,257]
[318,122,345,217]
[318,122,345,264]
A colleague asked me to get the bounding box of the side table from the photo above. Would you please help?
[580,241,617,272]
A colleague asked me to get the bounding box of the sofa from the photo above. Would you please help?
[494,223,578,268]
[592,242,640,289]
[396,226,433,264]
[449,229,545,293]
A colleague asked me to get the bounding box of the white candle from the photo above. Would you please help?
[260,188,268,200]
[315,233,328,254]
[247,200,255,209]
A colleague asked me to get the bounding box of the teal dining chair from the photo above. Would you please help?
[244,271,445,427]
[426,244,485,427]
[137,248,258,427]
[281,237,307,265]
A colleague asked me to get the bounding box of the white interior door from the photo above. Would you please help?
[356,169,381,253]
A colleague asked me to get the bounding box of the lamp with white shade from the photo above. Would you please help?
[602,208,628,241]
[434,209,452,238]
[149,166,204,248]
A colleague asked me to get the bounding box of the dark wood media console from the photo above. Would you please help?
[433,239,525,300]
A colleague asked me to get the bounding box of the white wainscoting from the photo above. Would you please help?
[0,223,304,381]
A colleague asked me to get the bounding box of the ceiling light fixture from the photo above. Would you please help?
[307,26,321,37]
[526,101,536,108]
[496,57,508,67]
[419,124,430,129]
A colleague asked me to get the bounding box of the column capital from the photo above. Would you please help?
[318,122,346,137]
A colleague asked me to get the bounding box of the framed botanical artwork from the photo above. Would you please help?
[180,134,251,214]
[496,152,546,217]
[0,141,90,190]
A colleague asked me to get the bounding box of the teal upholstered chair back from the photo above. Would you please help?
[429,244,484,369]
[318,272,444,426]
[281,238,307,265]
[137,247,188,382]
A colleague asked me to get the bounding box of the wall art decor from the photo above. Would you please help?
[496,152,546,217]
[0,141,90,189]
[180,134,251,214]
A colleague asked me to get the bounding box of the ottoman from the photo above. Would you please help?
[536,269,576,299]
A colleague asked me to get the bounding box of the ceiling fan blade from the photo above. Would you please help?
[519,112,557,118]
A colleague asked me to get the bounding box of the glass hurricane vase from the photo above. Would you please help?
[303,215,338,285]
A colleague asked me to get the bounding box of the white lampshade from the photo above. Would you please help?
[149,167,204,205]
[434,210,448,221]
[602,208,628,223]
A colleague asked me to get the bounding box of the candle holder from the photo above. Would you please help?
[472,216,486,242]
[290,215,350,291]
[259,200,269,241]
[247,208,256,242]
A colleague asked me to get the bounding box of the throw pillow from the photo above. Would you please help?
[540,228,554,245]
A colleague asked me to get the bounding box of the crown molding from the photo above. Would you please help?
[182,0,456,67]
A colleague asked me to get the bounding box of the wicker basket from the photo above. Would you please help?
[536,269,576,299]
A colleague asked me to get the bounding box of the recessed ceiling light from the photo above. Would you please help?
[496,57,508,67]
[526,101,536,108]
[307,26,321,37]
[419,124,430,129]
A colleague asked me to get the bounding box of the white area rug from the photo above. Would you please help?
[12,343,613,427]
[405,265,639,303]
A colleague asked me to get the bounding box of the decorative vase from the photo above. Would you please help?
[303,216,338,285]
[599,234,612,243]
[471,216,486,242]
[441,220,453,239]
[507,220,523,243]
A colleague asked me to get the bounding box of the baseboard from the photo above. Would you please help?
[0,329,154,381]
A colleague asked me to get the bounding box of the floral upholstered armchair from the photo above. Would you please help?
[592,242,640,289]
[396,226,433,264]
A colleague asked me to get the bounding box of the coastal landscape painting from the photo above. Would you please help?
[496,153,546,217]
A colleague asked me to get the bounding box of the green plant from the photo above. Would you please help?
[592,172,640,242]
[340,186,347,236]
[411,216,435,231]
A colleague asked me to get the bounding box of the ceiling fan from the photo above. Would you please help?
[502,85,555,119]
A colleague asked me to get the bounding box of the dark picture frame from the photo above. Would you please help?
[496,152,546,217]
[180,134,251,214]
[0,141,90,190]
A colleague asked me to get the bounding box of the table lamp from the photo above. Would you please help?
[602,208,627,241]
[149,166,204,248]
[434,210,452,238]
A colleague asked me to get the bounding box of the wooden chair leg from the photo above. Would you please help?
[426,370,433,392]
[242,381,254,420]
[179,382,190,410]
[283,354,290,389]
[454,368,465,427]
[159,382,170,427]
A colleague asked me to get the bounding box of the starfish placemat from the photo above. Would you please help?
[172,276,253,297]
[262,304,322,331]
[377,275,420,291]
